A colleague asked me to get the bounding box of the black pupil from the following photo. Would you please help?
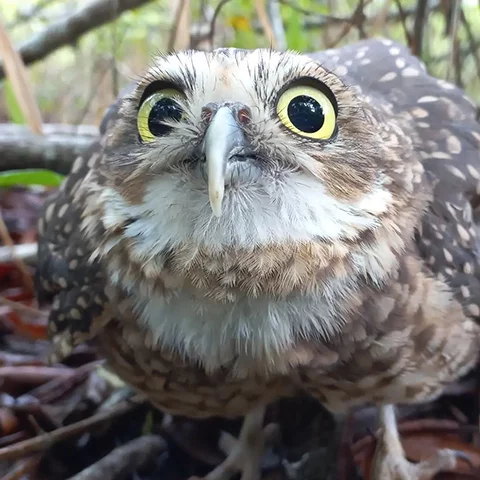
[287,95,325,133]
[148,98,183,136]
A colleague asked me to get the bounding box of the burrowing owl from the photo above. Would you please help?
[36,38,480,480]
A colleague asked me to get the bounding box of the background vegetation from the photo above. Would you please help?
[1,0,479,128]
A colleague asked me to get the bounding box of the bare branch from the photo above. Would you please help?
[190,1,442,49]
[325,0,373,49]
[412,0,429,56]
[206,0,232,51]
[446,0,462,86]
[0,123,99,174]
[304,0,440,30]
[0,0,156,80]
[392,0,413,49]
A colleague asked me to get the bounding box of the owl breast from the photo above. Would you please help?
[97,317,295,418]
[107,284,344,377]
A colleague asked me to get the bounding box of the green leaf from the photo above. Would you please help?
[3,80,26,125]
[285,8,308,51]
[0,169,64,187]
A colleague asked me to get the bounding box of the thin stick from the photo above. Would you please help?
[325,0,373,49]
[1,454,41,480]
[393,0,413,49]
[0,366,73,385]
[446,0,461,84]
[412,0,428,56]
[0,214,35,298]
[67,434,167,480]
[0,396,144,463]
[207,0,232,50]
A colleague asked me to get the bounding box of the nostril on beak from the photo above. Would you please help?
[201,106,214,123]
[237,107,251,125]
[201,102,251,126]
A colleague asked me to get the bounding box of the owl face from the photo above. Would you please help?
[98,48,419,258]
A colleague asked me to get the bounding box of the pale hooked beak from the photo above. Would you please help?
[203,105,249,217]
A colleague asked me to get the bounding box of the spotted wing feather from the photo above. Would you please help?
[35,90,131,361]
[309,38,480,319]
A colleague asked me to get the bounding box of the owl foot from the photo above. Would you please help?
[371,404,464,480]
[200,406,268,480]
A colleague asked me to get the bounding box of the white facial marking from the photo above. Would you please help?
[100,170,391,255]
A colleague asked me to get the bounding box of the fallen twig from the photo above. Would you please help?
[0,366,73,385]
[1,454,41,480]
[0,351,44,367]
[0,431,28,449]
[0,395,144,463]
[67,434,167,480]
[0,244,37,265]
[28,361,104,404]
[0,215,35,298]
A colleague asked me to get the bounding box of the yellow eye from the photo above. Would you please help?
[276,85,336,140]
[137,88,186,143]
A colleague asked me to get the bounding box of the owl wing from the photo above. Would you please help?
[308,38,480,319]
[35,87,133,362]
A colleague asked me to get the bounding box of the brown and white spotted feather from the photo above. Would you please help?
[36,38,480,420]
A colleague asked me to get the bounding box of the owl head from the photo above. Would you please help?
[89,46,428,295]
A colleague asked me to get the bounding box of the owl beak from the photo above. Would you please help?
[203,106,245,217]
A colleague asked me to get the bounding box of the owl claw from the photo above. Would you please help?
[196,406,268,480]
[371,405,466,480]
